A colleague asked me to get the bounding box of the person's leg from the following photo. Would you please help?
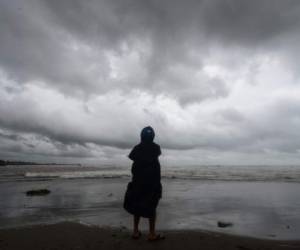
[148,214,156,238]
[148,213,165,241]
[133,215,140,236]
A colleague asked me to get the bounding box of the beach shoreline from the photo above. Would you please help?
[1,177,300,240]
[0,221,299,250]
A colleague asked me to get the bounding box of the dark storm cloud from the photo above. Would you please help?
[42,0,300,100]
[200,1,300,44]
[3,0,299,101]
[42,0,300,56]
[0,93,135,149]
[1,0,300,163]
[0,0,110,97]
[0,128,100,159]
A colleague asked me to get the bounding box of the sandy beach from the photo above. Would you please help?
[1,221,300,250]
[1,165,300,250]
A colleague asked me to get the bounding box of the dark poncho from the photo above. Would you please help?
[123,141,162,218]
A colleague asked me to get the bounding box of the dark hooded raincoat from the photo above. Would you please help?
[123,127,162,218]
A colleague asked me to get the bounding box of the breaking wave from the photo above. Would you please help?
[1,164,300,182]
[23,165,300,182]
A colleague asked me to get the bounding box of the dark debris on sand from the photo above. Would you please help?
[26,189,51,196]
[218,221,233,228]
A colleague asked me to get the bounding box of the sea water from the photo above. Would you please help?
[1,164,300,182]
[0,164,300,239]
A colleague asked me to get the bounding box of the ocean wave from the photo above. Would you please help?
[21,169,300,182]
[24,170,130,179]
[1,165,299,182]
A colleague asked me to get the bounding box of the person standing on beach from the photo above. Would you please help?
[123,126,164,241]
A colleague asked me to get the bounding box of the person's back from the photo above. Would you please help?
[130,141,161,187]
[123,126,164,241]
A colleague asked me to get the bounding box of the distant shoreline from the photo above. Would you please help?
[0,159,81,166]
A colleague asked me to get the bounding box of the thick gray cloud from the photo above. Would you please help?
[1,0,300,165]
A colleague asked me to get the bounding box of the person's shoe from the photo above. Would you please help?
[131,231,142,239]
[148,233,165,241]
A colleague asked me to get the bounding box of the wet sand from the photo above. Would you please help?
[0,221,299,250]
[1,177,300,240]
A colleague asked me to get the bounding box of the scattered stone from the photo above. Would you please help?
[217,221,233,228]
[26,189,51,196]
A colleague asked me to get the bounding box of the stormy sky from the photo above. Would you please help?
[1,0,300,166]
